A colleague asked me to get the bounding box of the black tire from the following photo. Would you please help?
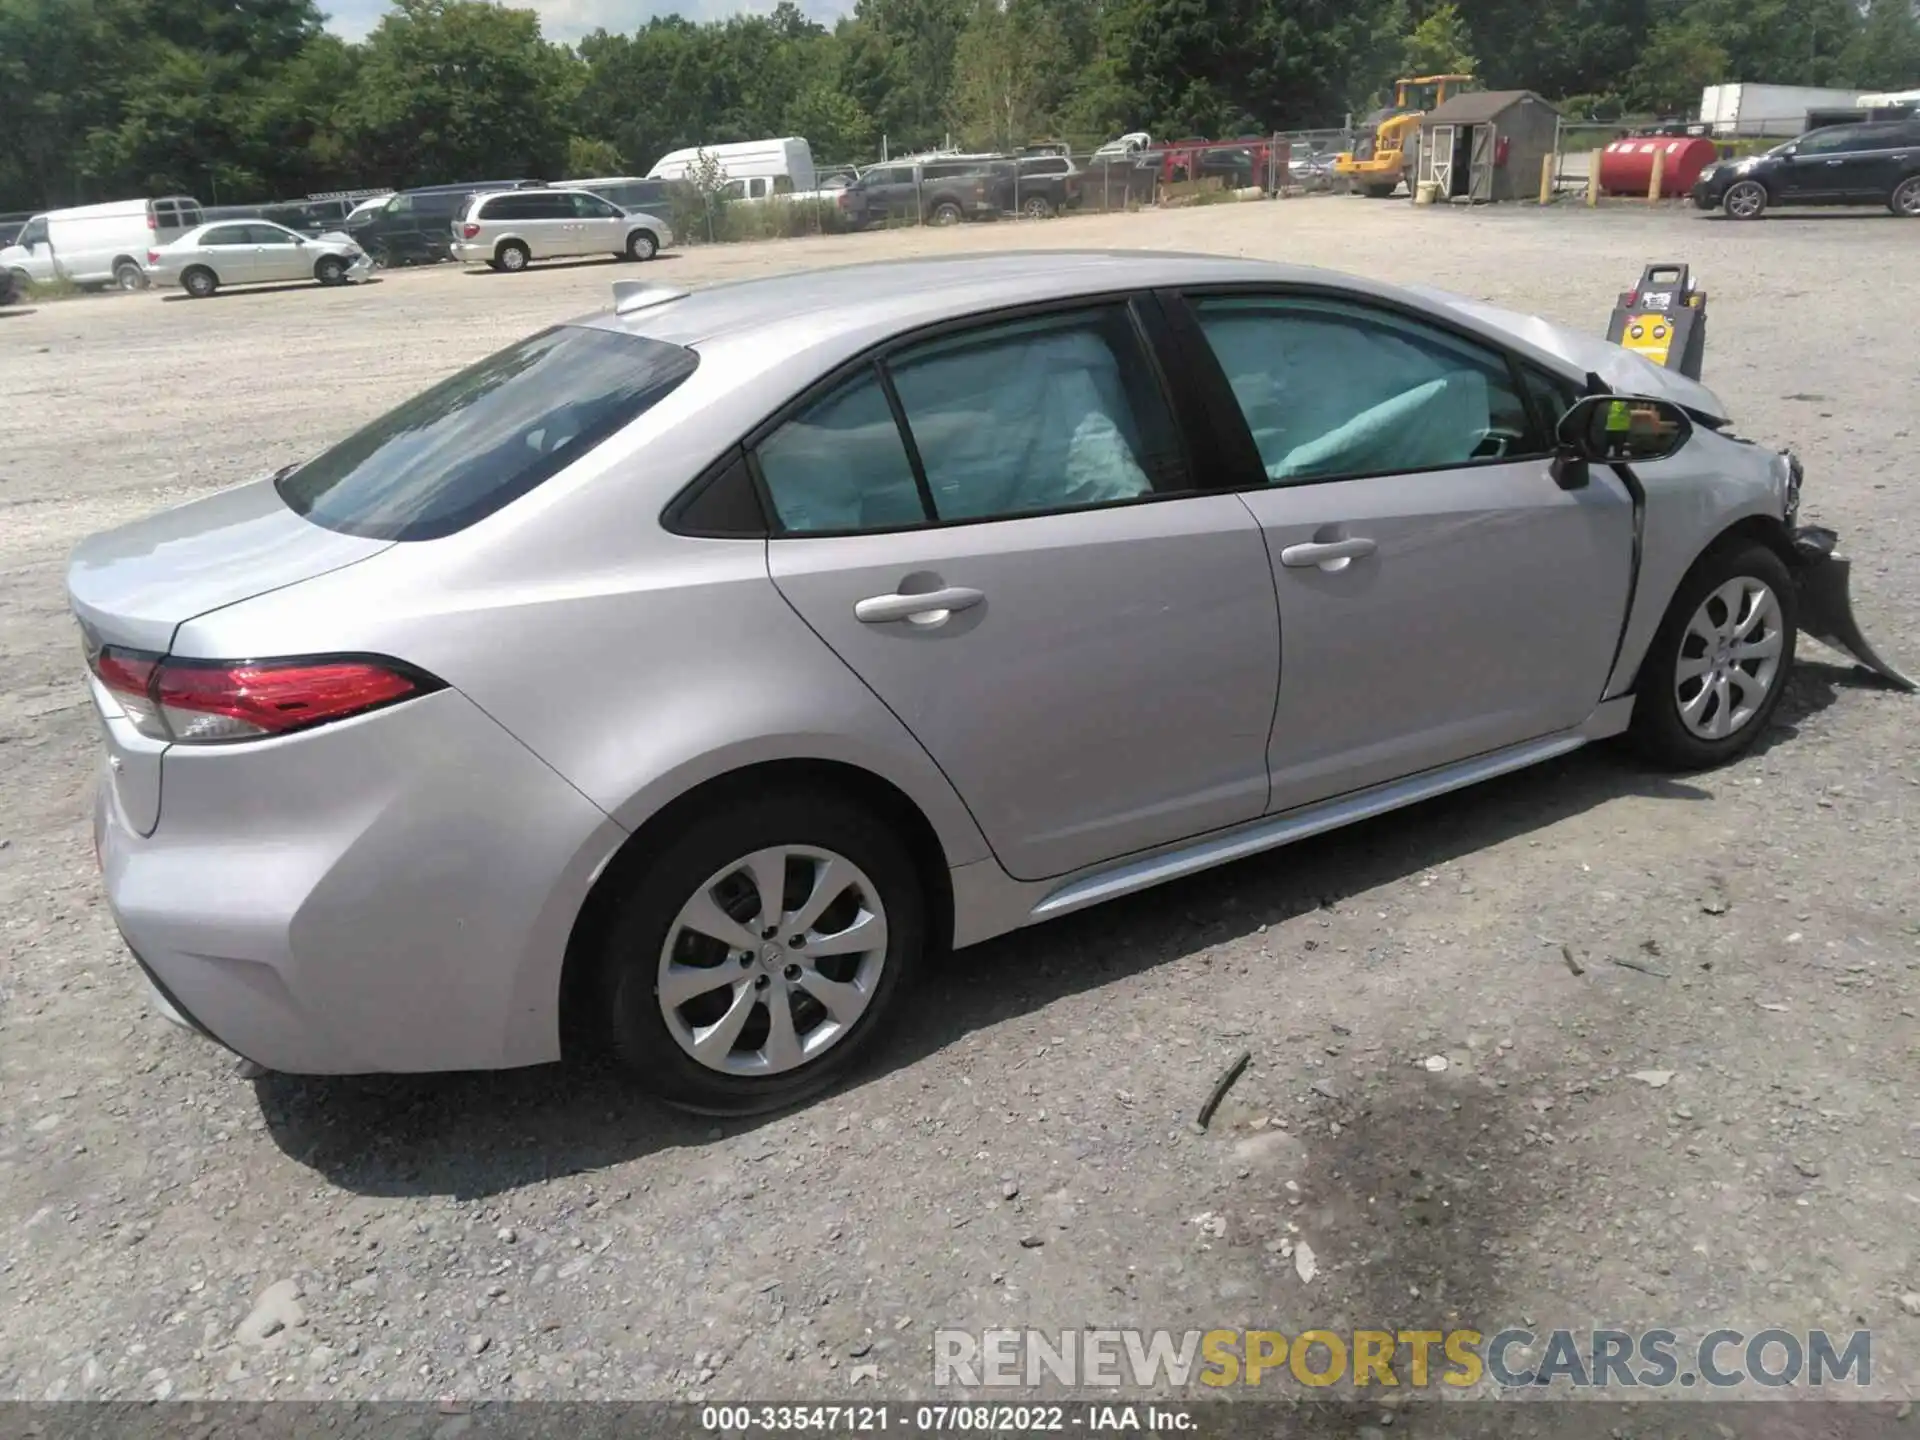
[114,260,148,291]
[1891,175,1920,217]
[1723,179,1768,220]
[1629,539,1798,770]
[596,787,927,1115]
[929,201,963,226]
[181,266,218,299]
[1363,182,1397,199]
[1020,195,1054,220]
[494,240,530,273]
[313,255,346,286]
[625,228,659,261]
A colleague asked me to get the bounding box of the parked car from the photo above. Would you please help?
[1692,117,1920,218]
[146,220,371,298]
[0,196,204,291]
[69,251,1903,1114]
[450,187,672,271]
[992,155,1083,218]
[556,176,674,212]
[348,181,540,265]
[838,157,1004,228]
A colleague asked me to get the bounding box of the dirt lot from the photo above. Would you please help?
[2,199,1918,1416]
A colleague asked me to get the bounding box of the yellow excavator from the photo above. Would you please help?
[1335,74,1477,197]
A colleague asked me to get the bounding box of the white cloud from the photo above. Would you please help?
[323,0,851,42]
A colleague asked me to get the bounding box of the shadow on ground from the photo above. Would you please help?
[258,665,1858,1201]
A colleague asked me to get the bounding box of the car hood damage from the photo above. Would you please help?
[1404,285,1732,425]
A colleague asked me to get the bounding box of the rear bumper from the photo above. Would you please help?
[94,687,623,1074]
[449,241,491,263]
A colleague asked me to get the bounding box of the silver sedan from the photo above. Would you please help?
[147,219,372,298]
[67,252,1908,1113]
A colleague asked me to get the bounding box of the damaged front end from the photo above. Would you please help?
[1779,454,1916,692]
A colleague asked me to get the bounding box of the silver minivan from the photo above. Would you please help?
[450,187,673,272]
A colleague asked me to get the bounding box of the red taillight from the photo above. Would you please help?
[87,646,432,744]
[146,249,160,265]
[147,213,157,230]
[461,222,481,239]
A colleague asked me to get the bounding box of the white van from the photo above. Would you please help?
[0,196,205,291]
[647,138,817,198]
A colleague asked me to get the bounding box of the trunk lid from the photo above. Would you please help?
[68,476,393,834]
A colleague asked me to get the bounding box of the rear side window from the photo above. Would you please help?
[278,326,699,541]
[755,305,1186,533]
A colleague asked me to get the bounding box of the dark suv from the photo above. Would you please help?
[990,155,1083,218]
[348,181,541,263]
[838,158,1005,229]
[1692,119,1920,219]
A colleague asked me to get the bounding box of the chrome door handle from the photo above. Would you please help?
[854,587,984,624]
[1279,537,1377,570]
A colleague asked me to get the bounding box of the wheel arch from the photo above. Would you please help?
[1621,511,1796,695]
[556,756,955,1058]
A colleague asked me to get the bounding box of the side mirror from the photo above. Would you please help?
[1552,395,1693,486]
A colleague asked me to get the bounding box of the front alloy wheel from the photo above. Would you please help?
[1673,577,1786,740]
[658,847,887,1077]
[1630,540,1797,769]
[1723,180,1768,220]
[1891,176,1920,217]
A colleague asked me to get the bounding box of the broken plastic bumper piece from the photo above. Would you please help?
[1789,525,1915,692]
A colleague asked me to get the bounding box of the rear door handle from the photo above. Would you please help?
[1279,537,1377,570]
[854,587,984,625]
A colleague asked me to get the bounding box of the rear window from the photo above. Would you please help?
[277,326,699,541]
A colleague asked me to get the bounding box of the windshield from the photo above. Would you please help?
[277,326,699,541]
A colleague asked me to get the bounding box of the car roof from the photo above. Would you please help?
[573,249,1731,421]
[585,251,1358,350]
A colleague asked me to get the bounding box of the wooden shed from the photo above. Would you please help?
[1417,90,1561,203]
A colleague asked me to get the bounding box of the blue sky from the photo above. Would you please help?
[322,0,851,41]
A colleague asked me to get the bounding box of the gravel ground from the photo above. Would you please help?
[2,199,1918,1418]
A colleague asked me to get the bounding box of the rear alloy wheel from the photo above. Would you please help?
[181,266,217,299]
[597,788,925,1114]
[1630,541,1797,769]
[626,229,658,261]
[114,260,147,291]
[495,240,530,273]
[1020,195,1054,220]
[930,201,963,226]
[313,255,347,286]
[1723,180,1768,220]
[1891,176,1920,217]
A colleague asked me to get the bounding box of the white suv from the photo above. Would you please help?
[451,187,673,272]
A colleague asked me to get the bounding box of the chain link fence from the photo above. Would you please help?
[665,128,1371,248]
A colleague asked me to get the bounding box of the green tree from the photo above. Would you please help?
[1400,2,1476,76]
[1842,0,1920,90]
[566,135,627,176]
[947,0,1064,150]
[785,82,879,162]
[1626,15,1729,114]
[336,0,576,187]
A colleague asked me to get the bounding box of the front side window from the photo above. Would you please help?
[247,223,297,244]
[1794,127,1859,156]
[385,194,414,214]
[1190,294,1536,483]
[277,326,699,541]
[200,226,251,247]
[755,305,1186,533]
[569,191,616,218]
[20,218,48,246]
